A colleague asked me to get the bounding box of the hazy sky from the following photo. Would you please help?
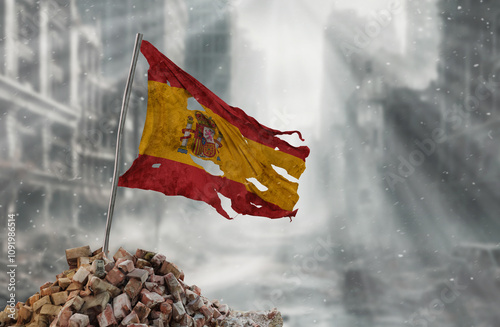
[234,0,407,138]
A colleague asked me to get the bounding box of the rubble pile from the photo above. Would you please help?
[0,246,282,327]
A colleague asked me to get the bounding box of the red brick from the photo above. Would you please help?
[141,290,165,308]
[132,302,151,323]
[89,276,121,297]
[212,308,222,319]
[58,278,72,290]
[97,304,117,327]
[218,304,229,315]
[27,293,40,306]
[159,302,172,315]
[193,313,205,327]
[33,295,52,312]
[17,305,32,324]
[164,273,182,295]
[150,253,166,267]
[72,267,90,284]
[40,281,53,292]
[180,314,193,326]
[152,285,166,296]
[113,247,134,263]
[185,290,197,302]
[41,286,61,297]
[190,285,201,296]
[81,292,110,312]
[128,268,149,283]
[143,267,154,279]
[135,259,152,269]
[104,262,115,273]
[199,305,213,320]
[105,267,126,286]
[112,293,131,320]
[68,313,89,327]
[79,285,92,297]
[158,262,183,280]
[144,282,157,291]
[50,291,69,306]
[150,275,165,285]
[117,259,135,273]
[121,311,140,325]
[171,301,185,322]
[65,246,92,267]
[135,249,151,259]
[124,278,143,300]
[67,295,84,311]
[56,306,73,327]
[187,296,203,314]
[152,318,164,327]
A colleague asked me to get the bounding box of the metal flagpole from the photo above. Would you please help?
[103,33,143,255]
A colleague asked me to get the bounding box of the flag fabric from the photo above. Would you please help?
[118,40,310,219]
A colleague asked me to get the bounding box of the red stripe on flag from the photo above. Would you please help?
[118,154,298,219]
[140,40,310,161]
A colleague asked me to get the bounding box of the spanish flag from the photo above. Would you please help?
[118,40,310,219]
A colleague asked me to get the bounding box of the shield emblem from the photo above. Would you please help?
[178,110,223,160]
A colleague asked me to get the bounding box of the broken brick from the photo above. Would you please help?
[135,258,152,269]
[18,305,33,323]
[72,267,90,284]
[66,246,92,268]
[117,259,135,273]
[41,286,61,297]
[113,247,134,263]
[105,267,126,286]
[121,311,140,325]
[141,290,165,308]
[40,304,62,316]
[57,278,72,290]
[89,276,121,297]
[33,295,52,312]
[199,305,213,320]
[158,261,183,280]
[124,278,143,300]
[150,275,165,285]
[171,301,186,322]
[50,291,68,306]
[66,282,83,292]
[28,293,41,306]
[113,293,131,320]
[128,268,149,283]
[69,313,89,327]
[66,295,84,312]
[81,291,110,312]
[97,304,117,327]
[151,253,166,268]
[193,313,205,327]
[132,302,151,323]
[135,249,152,260]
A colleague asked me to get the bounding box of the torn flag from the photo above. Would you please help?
[118,40,310,219]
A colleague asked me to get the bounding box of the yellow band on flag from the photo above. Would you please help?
[119,40,310,219]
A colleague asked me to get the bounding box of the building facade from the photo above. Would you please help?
[0,0,113,241]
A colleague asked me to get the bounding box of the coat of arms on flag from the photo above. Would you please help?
[178,111,223,161]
